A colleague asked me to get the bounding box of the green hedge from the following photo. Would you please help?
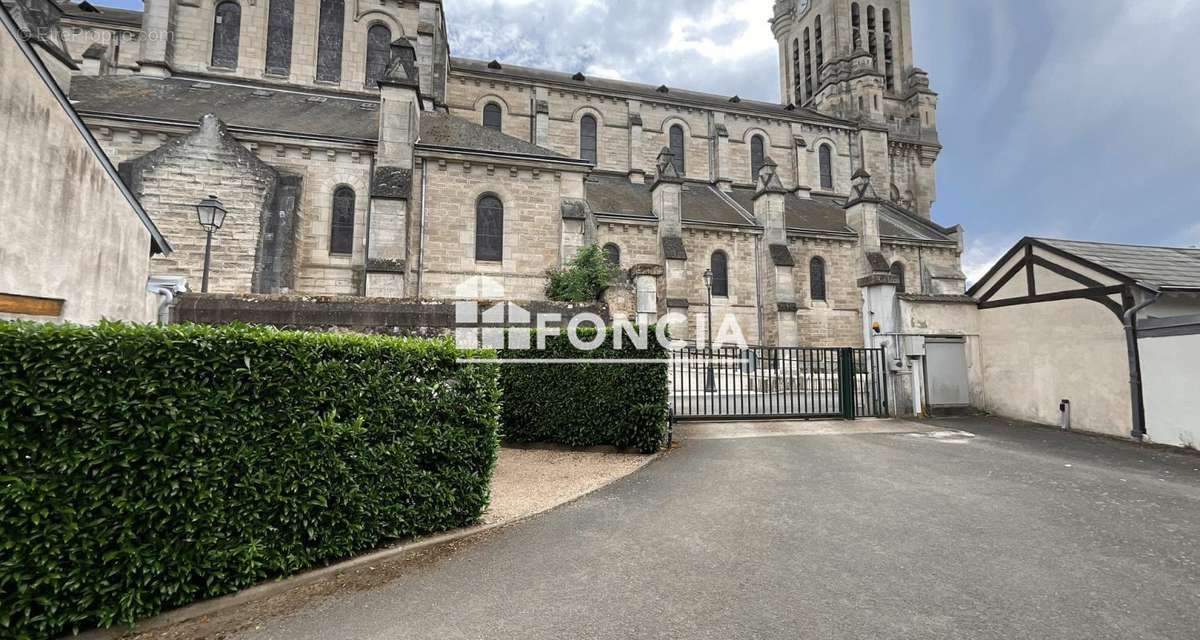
[499,328,669,453]
[0,322,500,639]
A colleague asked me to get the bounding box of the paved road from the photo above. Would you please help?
[237,417,1200,640]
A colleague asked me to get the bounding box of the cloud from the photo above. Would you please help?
[961,234,1018,287]
[444,0,780,100]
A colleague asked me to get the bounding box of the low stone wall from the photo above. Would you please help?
[171,293,608,337]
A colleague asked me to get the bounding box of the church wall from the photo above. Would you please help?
[789,236,863,346]
[724,115,797,186]
[444,67,884,202]
[881,242,962,296]
[677,228,761,347]
[639,106,711,181]
[445,78,534,142]
[411,157,585,301]
[164,0,419,94]
[546,93,630,172]
[87,120,373,297]
[594,221,659,270]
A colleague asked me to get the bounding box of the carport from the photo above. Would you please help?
[969,236,1200,445]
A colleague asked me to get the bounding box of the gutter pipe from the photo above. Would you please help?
[1123,288,1161,441]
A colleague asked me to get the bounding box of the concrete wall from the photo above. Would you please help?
[977,298,1132,438]
[0,23,155,324]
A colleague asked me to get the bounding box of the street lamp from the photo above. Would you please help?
[702,268,716,393]
[195,195,227,293]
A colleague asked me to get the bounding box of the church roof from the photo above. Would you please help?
[452,57,848,126]
[418,112,580,163]
[584,175,756,227]
[726,189,855,236]
[69,75,382,142]
[58,1,142,28]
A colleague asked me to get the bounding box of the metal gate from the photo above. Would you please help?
[669,346,889,420]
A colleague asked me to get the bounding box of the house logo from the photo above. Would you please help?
[451,276,750,362]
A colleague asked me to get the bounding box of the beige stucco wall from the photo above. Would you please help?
[0,26,155,324]
[898,298,983,407]
[978,298,1132,438]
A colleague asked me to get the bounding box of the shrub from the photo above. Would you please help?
[0,321,500,639]
[545,244,620,302]
[500,327,669,453]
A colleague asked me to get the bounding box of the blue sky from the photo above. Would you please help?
[100,0,1200,278]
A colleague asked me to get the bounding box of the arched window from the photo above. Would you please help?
[602,243,620,267]
[316,0,345,83]
[791,38,802,104]
[809,256,827,302]
[264,0,294,76]
[891,261,906,293]
[580,115,598,164]
[710,251,729,298]
[819,144,833,190]
[867,5,878,69]
[669,124,686,175]
[803,28,813,99]
[851,3,861,50]
[815,15,824,69]
[364,23,392,87]
[483,102,503,131]
[475,195,504,262]
[883,8,895,90]
[750,135,765,182]
[210,1,241,69]
[330,186,355,254]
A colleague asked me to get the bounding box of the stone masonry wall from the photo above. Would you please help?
[164,0,420,95]
[789,236,864,347]
[121,116,281,294]
[411,156,588,301]
[91,120,374,296]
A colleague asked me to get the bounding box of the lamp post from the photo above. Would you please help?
[702,269,716,393]
[195,195,227,293]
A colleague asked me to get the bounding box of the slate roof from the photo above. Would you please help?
[418,112,577,161]
[726,188,854,236]
[59,1,141,27]
[583,175,756,227]
[878,202,957,242]
[69,75,381,141]
[452,57,847,126]
[1035,238,1200,290]
[586,175,958,242]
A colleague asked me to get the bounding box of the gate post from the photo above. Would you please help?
[839,348,856,420]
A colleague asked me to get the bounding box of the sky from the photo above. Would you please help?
[101,0,1200,280]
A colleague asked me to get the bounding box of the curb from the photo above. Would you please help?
[72,449,663,640]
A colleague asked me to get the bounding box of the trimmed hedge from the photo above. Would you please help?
[0,322,500,639]
[500,328,669,453]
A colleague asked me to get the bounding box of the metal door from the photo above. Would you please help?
[925,337,969,408]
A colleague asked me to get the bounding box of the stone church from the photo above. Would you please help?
[17,0,969,348]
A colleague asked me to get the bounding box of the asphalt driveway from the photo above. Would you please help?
[236,417,1200,640]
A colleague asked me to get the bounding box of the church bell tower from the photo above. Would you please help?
[771,0,941,218]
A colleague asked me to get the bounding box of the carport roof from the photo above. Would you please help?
[1035,238,1200,291]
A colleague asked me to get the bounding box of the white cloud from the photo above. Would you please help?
[961,234,1019,287]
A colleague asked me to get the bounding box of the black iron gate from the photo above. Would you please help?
[669,346,889,420]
